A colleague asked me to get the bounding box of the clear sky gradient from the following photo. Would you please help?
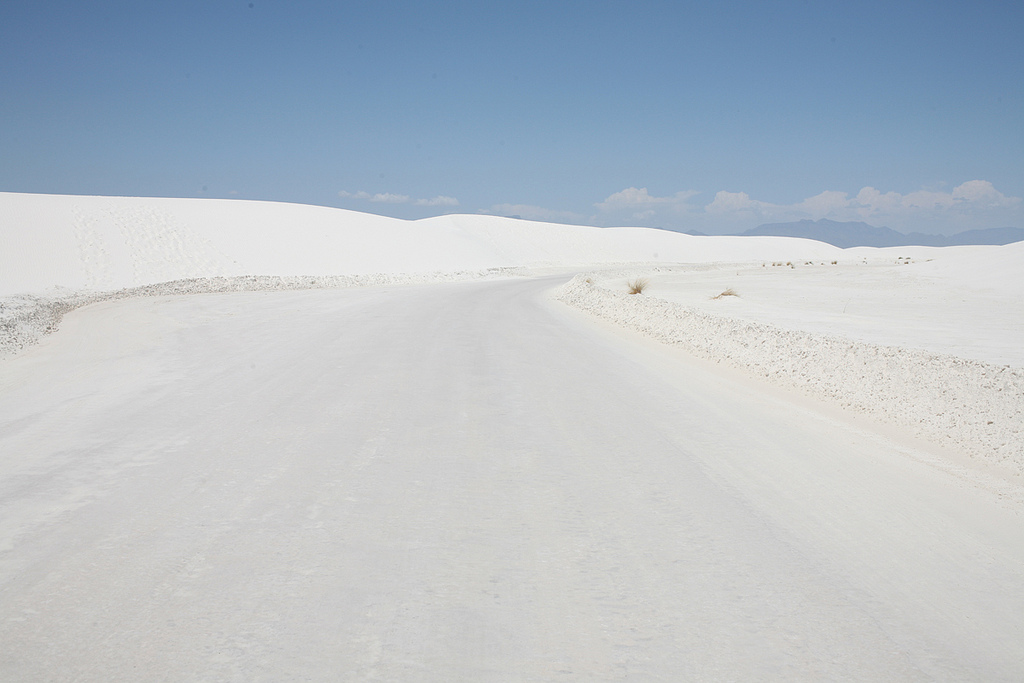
[2,1,1021,234]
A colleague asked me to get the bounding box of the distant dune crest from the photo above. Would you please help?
[1,192,849,297]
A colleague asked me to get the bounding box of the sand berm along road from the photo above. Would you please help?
[1,276,1022,681]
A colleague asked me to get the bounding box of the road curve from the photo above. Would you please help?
[0,276,1022,681]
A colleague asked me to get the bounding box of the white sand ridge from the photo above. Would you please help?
[2,191,1022,474]
[1,192,842,296]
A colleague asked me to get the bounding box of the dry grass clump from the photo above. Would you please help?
[712,287,739,300]
[627,278,649,295]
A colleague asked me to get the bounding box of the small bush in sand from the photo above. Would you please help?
[712,287,739,300]
[627,278,649,295]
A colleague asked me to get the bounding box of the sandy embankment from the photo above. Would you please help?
[555,268,1024,477]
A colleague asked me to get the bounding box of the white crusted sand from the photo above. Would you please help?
[2,279,1024,680]
[597,245,1024,367]
[556,263,1024,478]
[2,193,1023,679]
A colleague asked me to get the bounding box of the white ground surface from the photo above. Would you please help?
[600,245,1024,367]
[2,193,1023,679]
[571,248,1024,476]
[1,278,1023,681]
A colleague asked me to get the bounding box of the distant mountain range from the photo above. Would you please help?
[730,219,1024,248]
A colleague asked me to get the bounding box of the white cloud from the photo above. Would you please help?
[338,190,371,200]
[339,190,460,209]
[369,192,410,204]
[704,190,851,220]
[795,190,850,218]
[594,188,702,223]
[597,187,660,207]
[704,190,774,215]
[951,180,1018,206]
[592,180,1021,234]
[415,195,459,207]
[854,187,902,213]
[344,180,1019,233]
[899,189,956,211]
[596,187,699,212]
[849,181,1020,223]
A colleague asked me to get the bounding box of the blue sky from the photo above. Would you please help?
[1,1,1021,234]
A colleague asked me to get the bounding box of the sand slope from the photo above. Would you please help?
[1,192,847,296]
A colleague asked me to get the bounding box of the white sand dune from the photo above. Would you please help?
[1,192,1023,679]
[1,191,846,296]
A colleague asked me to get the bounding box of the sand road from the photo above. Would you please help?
[0,277,1022,681]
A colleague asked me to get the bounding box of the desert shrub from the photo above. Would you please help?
[627,278,649,295]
